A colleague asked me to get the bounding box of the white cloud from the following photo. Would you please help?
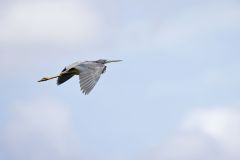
[0,97,81,160]
[182,108,240,156]
[147,107,240,160]
[0,1,101,46]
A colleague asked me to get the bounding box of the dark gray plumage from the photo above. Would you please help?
[38,59,122,95]
[57,67,74,85]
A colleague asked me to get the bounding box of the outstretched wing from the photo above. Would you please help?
[79,63,105,95]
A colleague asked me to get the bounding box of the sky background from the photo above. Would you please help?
[0,0,240,160]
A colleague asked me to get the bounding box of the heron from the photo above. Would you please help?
[38,59,122,95]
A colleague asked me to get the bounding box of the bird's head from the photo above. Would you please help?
[95,59,122,64]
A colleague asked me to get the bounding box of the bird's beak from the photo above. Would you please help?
[106,60,122,63]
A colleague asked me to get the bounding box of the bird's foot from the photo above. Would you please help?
[38,77,50,82]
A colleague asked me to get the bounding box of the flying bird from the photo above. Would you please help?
[38,59,122,95]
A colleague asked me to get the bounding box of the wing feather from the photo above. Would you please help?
[78,63,105,95]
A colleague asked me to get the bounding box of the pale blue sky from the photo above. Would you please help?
[0,0,240,160]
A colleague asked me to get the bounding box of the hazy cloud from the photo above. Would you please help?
[0,1,239,160]
[104,1,240,52]
[0,97,81,160]
[1,1,239,76]
[153,2,240,49]
[0,1,102,46]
